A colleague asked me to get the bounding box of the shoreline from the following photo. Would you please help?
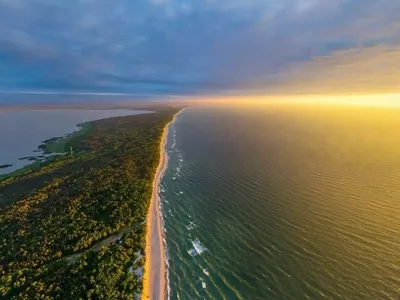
[142,110,183,300]
[0,109,148,177]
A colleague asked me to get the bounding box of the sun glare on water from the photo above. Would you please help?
[199,93,400,108]
[276,93,400,107]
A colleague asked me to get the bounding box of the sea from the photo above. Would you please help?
[159,104,400,300]
[0,109,149,174]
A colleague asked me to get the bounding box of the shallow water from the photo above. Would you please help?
[161,105,400,300]
[0,109,149,174]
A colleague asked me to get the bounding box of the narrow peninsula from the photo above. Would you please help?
[0,107,181,299]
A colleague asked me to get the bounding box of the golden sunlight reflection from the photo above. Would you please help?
[194,93,400,108]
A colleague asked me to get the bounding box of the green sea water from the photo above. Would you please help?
[160,105,400,300]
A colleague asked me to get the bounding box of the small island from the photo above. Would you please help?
[0,164,13,169]
[18,156,42,161]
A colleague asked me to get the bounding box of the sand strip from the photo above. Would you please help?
[142,114,177,300]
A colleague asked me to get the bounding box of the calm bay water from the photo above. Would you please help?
[161,105,400,300]
[0,109,149,174]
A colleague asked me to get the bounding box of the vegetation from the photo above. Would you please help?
[39,123,93,154]
[0,107,180,299]
[0,160,46,181]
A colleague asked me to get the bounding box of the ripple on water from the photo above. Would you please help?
[162,107,400,300]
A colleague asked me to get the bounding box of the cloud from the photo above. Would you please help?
[148,0,169,5]
[0,0,399,96]
[256,45,400,95]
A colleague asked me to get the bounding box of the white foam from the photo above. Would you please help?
[186,222,196,231]
[161,108,189,300]
[188,239,206,256]
[188,248,198,256]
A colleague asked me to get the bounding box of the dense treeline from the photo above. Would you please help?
[0,108,180,299]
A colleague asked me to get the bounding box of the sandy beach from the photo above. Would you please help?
[142,115,176,300]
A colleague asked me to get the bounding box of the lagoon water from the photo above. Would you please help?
[161,105,400,300]
[0,109,148,174]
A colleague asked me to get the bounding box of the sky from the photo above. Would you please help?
[0,0,399,98]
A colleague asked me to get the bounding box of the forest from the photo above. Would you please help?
[0,107,180,299]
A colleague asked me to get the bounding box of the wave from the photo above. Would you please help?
[158,111,186,300]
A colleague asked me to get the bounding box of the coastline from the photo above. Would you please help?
[142,110,183,300]
[0,109,146,177]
